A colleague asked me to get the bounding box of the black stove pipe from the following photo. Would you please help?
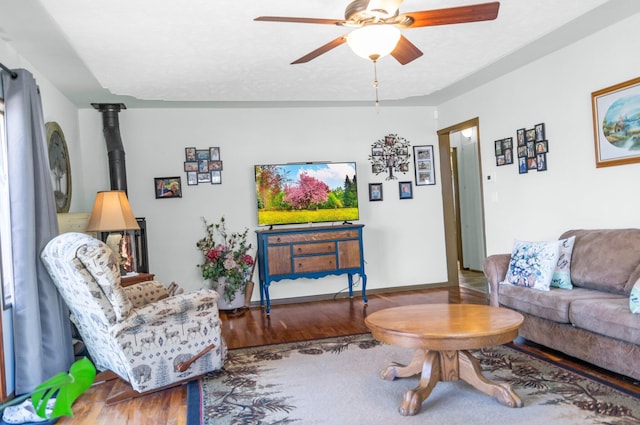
[91,103,128,194]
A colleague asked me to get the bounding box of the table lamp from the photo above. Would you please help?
[86,190,140,273]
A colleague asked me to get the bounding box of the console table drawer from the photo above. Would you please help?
[294,255,336,273]
[293,242,336,255]
[267,230,359,244]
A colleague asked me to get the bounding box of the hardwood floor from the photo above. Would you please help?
[58,277,639,424]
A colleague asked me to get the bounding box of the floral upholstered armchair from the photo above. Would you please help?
[41,232,226,401]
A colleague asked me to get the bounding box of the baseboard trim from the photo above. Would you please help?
[247,281,454,307]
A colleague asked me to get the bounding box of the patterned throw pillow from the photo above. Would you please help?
[630,279,640,314]
[502,239,560,291]
[550,236,575,289]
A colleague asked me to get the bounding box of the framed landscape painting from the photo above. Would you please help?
[592,76,640,168]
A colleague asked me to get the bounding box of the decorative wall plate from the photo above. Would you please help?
[46,121,71,213]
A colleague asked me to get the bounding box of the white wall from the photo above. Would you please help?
[77,106,448,301]
[438,11,640,256]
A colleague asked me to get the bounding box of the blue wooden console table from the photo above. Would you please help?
[256,224,367,314]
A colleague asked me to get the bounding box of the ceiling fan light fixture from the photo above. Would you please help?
[346,25,401,61]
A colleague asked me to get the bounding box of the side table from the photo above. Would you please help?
[121,272,155,287]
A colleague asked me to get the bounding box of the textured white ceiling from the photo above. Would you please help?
[0,0,633,106]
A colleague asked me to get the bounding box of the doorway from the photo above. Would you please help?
[436,117,487,287]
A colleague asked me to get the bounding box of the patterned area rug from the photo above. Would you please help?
[187,334,640,425]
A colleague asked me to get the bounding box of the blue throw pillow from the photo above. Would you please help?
[503,239,560,291]
[630,279,640,314]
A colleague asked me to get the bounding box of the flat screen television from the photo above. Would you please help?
[254,162,359,226]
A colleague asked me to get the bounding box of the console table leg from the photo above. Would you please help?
[348,274,354,298]
[361,273,368,303]
[260,281,271,314]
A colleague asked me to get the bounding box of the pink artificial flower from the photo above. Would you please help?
[223,258,237,270]
[206,249,220,262]
[241,255,254,266]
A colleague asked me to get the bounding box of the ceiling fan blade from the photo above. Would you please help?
[398,2,500,28]
[291,36,348,64]
[391,35,423,65]
[254,16,344,25]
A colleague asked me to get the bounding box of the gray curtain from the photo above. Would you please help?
[2,69,73,394]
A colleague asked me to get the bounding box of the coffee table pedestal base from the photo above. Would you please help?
[382,349,523,416]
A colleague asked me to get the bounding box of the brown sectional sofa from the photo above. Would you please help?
[483,228,640,382]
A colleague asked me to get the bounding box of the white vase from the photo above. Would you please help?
[212,277,245,311]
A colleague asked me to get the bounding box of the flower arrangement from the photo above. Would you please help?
[196,216,254,303]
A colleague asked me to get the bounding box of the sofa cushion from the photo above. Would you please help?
[569,298,640,345]
[503,239,560,291]
[560,229,640,295]
[551,236,575,289]
[499,285,622,323]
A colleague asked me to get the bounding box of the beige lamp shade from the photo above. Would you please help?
[86,190,140,232]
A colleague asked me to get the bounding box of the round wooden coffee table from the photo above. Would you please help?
[365,303,524,416]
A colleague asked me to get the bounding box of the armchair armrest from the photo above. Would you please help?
[482,254,510,306]
[110,289,220,337]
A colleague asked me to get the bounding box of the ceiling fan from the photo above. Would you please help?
[255,0,500,65]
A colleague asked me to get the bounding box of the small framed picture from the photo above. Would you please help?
[518,157,528,174]
[517,145,527,158]
[526,141,535,158]
[537,153,547,171]
[496,155,505,166]
[371,147,383,156]
[154,177,182,199]
[185,147,196,161]
[198,160,209,172]
[526,128,536,142]
[535,140,548,154]
[534,123,545,141]
[502,137,513,150]
[413,145,435,186]
[184,161,198,172]
[503,148,513,164]
[210,171,222,184]
[399,181,413,199]
[516,129,526,146]
[369,183,383,201]
[210,147,220,161]
[196,149,209,161]
[186,171,198,186]
[197,172,211,183]
[494,140,503,156]
[208,160,223,171]
[527,157,537,170]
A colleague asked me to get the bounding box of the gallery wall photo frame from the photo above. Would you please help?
[591,76,640,168]
[399,181,413,199]
[413,145,436,186]
[154,176,182,199]
[495,137,513,166]
[368,183,383,201]
[184,146,224,185]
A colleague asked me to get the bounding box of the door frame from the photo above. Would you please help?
[437,117,486,285]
